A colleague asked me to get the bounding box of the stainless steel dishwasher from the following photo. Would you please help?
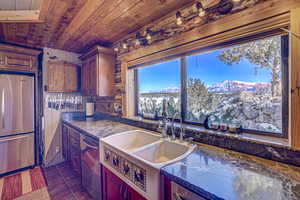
[80,134,101,200]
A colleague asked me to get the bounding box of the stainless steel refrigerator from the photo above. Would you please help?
[0,74,35,175]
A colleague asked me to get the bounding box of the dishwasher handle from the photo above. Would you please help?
[82,137,99,150]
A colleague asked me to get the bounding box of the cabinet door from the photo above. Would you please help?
[88,56,98,96]
[47,61,65,92]
[62,124,69,161]
[130,188,146,200]
[102,167,146,200]
[69,128,81,176]
[103,167,127,200]
[98,53,115,96]
[64,63,78,92]
[81,60,90,95]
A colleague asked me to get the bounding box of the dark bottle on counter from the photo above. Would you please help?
[204,115,210,129]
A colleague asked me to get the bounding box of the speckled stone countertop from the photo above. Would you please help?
[63,117,300,200]
[63,119,142,140]
[162,143,300,200]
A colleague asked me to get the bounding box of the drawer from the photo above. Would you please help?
[7,55,31,67]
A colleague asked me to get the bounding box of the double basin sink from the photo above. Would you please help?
[101,130,196,169]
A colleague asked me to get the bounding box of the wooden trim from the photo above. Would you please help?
[0,10,41,23]
[0,43,41,56]
[79,45,114,61]
[290,8,300,149]
[121,60,128,116]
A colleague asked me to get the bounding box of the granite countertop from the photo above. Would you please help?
[63,117,300,200]
[63,119,142,140]
[162,143,300,200]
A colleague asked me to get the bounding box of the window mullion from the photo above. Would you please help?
[181,57,187,122]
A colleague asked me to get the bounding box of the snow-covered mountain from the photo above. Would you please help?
[208,80,271,93]
[143,87,180,94]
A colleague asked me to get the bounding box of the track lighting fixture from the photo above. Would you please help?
[176,11,183,25]
[195,2,206,17]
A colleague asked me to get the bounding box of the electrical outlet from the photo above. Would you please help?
[55,146,60,153]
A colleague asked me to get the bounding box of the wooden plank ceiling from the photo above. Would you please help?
[0,0,194,53]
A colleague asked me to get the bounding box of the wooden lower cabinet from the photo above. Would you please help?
[62,124,81,176]
[69,128,81,176]
[102,166,146,200]
[62,124,69,161]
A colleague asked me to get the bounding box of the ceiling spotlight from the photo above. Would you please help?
[196,2,206,17]
[114,47,119,52]
[135,32,141,46]
[146,29,152,41]
[122,42,128,49]
[176,11,183,25]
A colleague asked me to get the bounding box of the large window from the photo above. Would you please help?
[136,34,288,137]
[137,59,181,117]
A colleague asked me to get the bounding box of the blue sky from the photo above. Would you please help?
[138,49,273,93]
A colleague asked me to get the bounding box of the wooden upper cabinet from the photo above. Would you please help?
[46,60,79,93]
[80,46,115,97]
[0,43,40,73]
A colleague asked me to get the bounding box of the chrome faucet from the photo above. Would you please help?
[158,118,169,138]
[158,99,169,139]
[171,113,185,142]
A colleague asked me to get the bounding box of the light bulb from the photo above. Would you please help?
[114,47,119,52]
[176,18,183,25]
[199,8,206,17]
[122,43,127,49]
[135,39,140,46]
[146,33,151,41]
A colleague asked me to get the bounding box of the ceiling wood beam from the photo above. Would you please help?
[0,10,41,23]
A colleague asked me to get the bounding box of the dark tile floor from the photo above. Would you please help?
[43,162,92,200]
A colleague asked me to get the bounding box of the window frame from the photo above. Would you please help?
[134,31,289,138]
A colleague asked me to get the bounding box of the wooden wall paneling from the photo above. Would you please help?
[46,0,86,48]
[73,0,194,51]
[67,0,140,50]
[290,7,300,149]
[56,0,106,49]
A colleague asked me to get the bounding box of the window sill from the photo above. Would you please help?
[124,116,289,148]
